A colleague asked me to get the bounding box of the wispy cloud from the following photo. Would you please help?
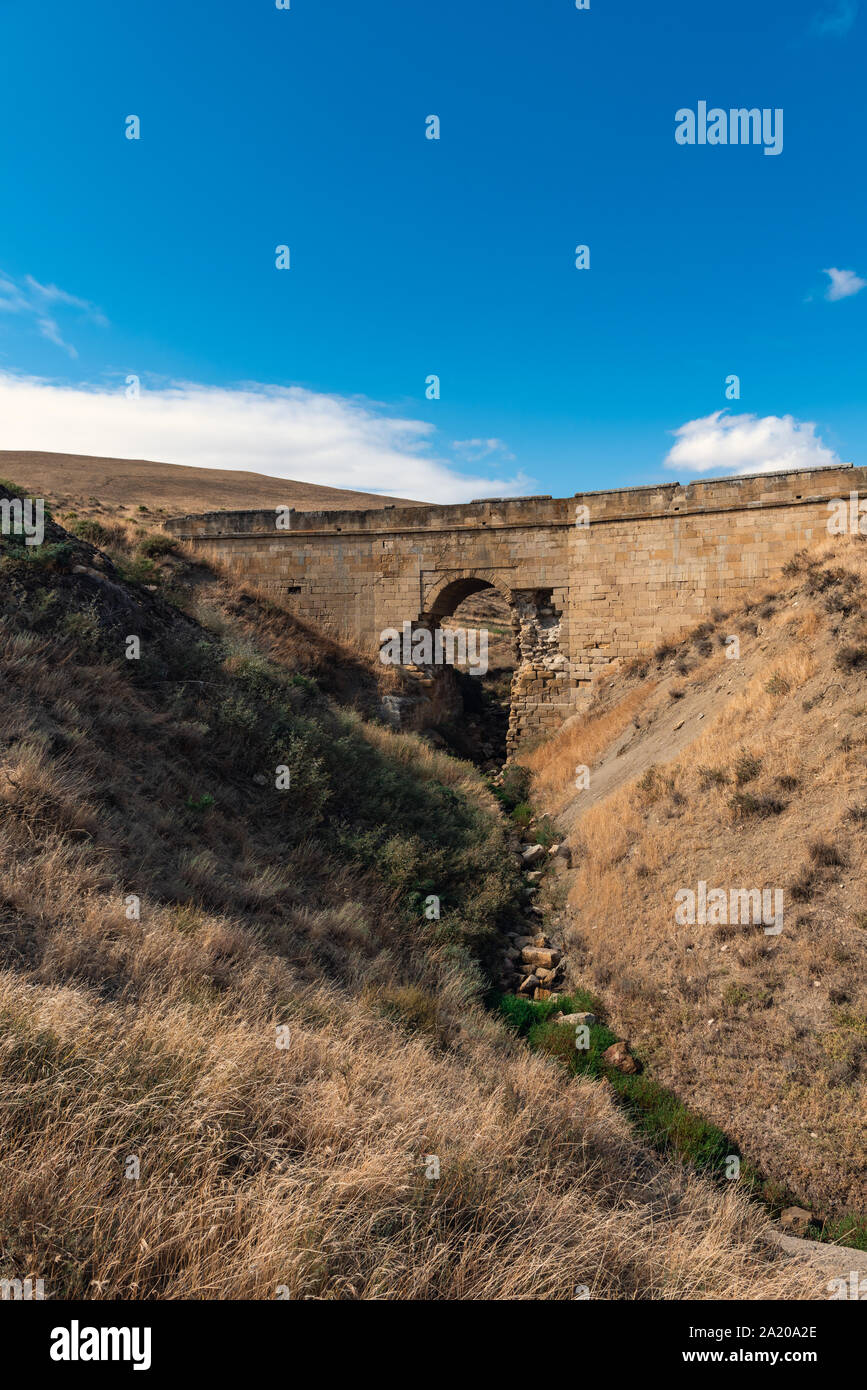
[0,269,108,358]
[664,410,840,476]
[822,266,867,301]
[452,437,515,463]
[0,373,532,504]
[24,275,108,326]
[812,1,859,35]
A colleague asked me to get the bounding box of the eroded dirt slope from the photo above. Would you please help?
[526,535,867,1233]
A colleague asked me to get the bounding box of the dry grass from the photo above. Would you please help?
[0,450,425,520]
[539,536,867,1228]
[0,488,820,1299]
[523,682,656,807]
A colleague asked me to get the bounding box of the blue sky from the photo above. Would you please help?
[0,0,864,501]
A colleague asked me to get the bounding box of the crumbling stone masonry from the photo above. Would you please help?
[165,464,867,753]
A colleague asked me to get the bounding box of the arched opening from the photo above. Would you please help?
[419,578,518,768]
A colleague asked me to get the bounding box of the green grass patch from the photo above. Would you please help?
[816,1214,867,1252]
[498,990,735,1176]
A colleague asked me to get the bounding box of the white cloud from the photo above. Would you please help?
[812,1,858,35]
[452,437,515,463]
[0,269,107,358]
[664,410,840,476]
[0,373,532,504]
[823,266,866,301]
[24,275,108,326]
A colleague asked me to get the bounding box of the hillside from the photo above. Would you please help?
[0,451,427,522]
[0,481,817,1300]
[525,533,867,1242]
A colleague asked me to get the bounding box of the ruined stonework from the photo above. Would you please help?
[165,464,867,753]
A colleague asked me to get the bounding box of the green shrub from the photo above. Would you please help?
[71,518,114,546]
[497,763,531,810]
[138,533,176,558]
[764,672,790,696]
[734,751,762,784]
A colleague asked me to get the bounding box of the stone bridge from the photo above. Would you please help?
[165,463,866,752]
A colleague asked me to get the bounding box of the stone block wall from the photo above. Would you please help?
[165,464,867,751]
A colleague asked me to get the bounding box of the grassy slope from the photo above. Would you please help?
[0,485,814,1299]
[0,450,426,523]
[526,535,867,1241]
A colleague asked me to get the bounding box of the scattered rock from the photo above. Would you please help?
[557,1012,597,1028]
[602,1041,640,1074]
[781,1206,813,1235]
[521,947,560,969]
[521,844,546,866]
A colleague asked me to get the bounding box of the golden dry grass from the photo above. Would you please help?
[0,450,425,520]
[523,681,656,808]
[535,537,867,1228]
[0,489,822,1299]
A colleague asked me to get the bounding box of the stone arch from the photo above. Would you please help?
[420,570,515,624]
[416,571,524,762]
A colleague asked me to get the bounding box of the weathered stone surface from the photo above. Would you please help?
[781,1206,813,1235]
[557,1012,597,1028]
[520,947,560,969]
[602,1041,640,1074]
[166,466,867,752]
[521,844,546,866]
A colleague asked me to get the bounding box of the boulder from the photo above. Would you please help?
[558,1012,597,1028]
[781,1207,813,1236]
[521,844,546,866]
[520,947,560,970]
[602,1041,640,1074]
